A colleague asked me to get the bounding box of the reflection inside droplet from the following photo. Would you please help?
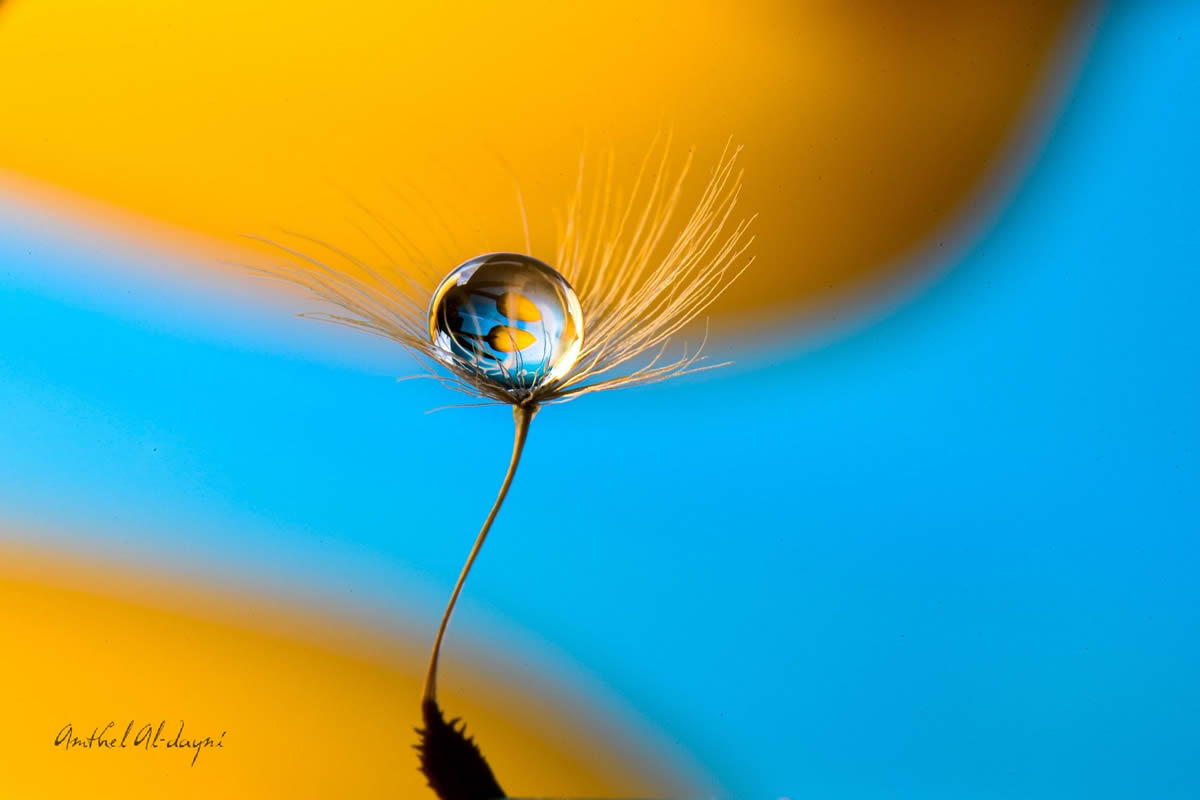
[428,253,584,391]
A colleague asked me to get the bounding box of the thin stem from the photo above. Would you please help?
[422,403,537,702]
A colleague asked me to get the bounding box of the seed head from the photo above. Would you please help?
[248,136,755,408]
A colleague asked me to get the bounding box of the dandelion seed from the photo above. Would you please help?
[250,136,755,795]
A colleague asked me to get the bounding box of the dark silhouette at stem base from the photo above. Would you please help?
[415,698,506,800]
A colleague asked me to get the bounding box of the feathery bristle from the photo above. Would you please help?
[244,137,754,406]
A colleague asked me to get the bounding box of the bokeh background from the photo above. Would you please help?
[2,1,1198,797]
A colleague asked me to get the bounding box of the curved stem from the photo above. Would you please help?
[422,403,536,702]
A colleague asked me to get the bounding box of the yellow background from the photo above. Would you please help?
[0,0,1077,319]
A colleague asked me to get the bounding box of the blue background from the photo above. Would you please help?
[1,3,1197,796]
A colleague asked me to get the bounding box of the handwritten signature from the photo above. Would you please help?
[55,721,226,766]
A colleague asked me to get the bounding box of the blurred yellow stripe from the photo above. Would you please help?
[0,545,690,797]
[0,1,1080,320]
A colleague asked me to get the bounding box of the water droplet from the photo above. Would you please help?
[428,253,584,391]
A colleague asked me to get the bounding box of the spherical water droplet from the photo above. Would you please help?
[428,253,584,391]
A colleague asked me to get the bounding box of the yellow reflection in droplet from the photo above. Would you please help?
[498,292,543,324]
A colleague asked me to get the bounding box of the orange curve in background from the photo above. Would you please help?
[0,1,1082,324]
[0,544,694,798]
